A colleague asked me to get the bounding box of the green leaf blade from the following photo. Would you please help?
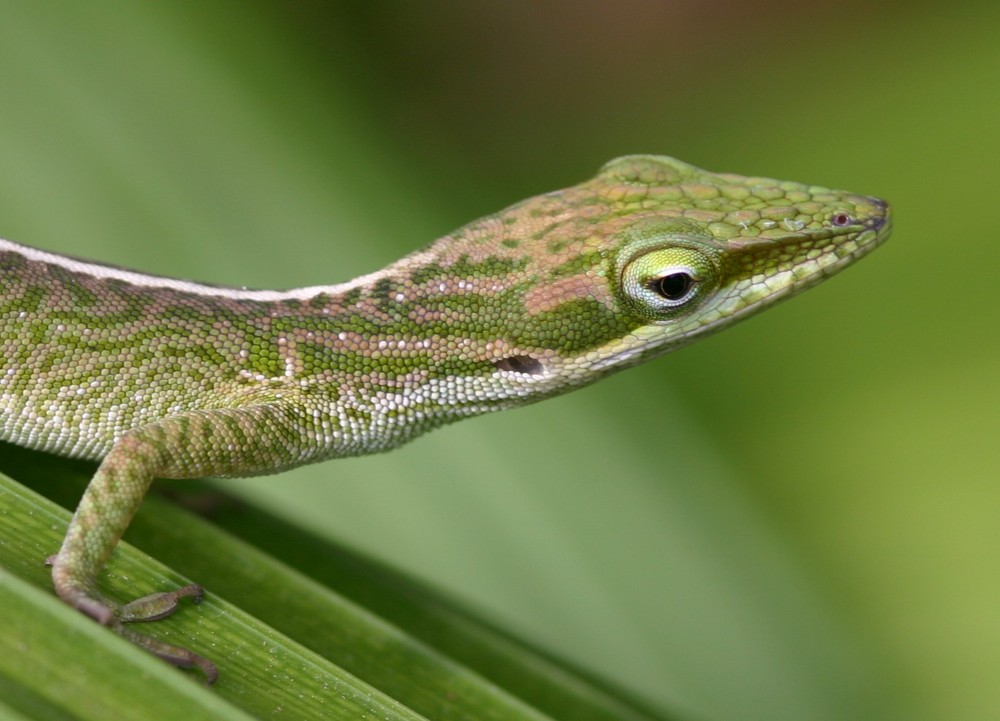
[1,448,682,721]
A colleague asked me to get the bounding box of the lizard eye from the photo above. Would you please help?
[831,213,853,227]
[618,243,721,321]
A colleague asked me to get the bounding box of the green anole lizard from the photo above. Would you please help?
[0,155,890,682]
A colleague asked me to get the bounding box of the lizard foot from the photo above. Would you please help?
[51,560,216,682]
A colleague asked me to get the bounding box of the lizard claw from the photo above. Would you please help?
[117,622,219,684]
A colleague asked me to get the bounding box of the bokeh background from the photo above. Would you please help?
[1,3,997,720]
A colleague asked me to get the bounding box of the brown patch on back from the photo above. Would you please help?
[522,273,613,315]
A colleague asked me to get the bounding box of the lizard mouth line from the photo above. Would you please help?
[667,224,891,348]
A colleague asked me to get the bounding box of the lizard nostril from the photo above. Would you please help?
[866,197,891,229]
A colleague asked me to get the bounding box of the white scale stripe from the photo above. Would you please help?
[0,237,424,302]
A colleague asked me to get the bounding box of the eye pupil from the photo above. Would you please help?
[654,272,694,300]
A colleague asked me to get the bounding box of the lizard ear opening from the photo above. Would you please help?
[493,355,544,375]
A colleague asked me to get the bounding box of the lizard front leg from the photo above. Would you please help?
[49,402,307,683]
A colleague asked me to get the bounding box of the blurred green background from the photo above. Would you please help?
[0,2,997,720]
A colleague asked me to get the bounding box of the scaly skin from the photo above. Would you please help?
[0,155,891,681]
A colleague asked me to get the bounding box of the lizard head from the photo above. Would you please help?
[464,154,891,402]
[593,155,891,366]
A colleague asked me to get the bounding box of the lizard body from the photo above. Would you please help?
[0,155,891,681]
